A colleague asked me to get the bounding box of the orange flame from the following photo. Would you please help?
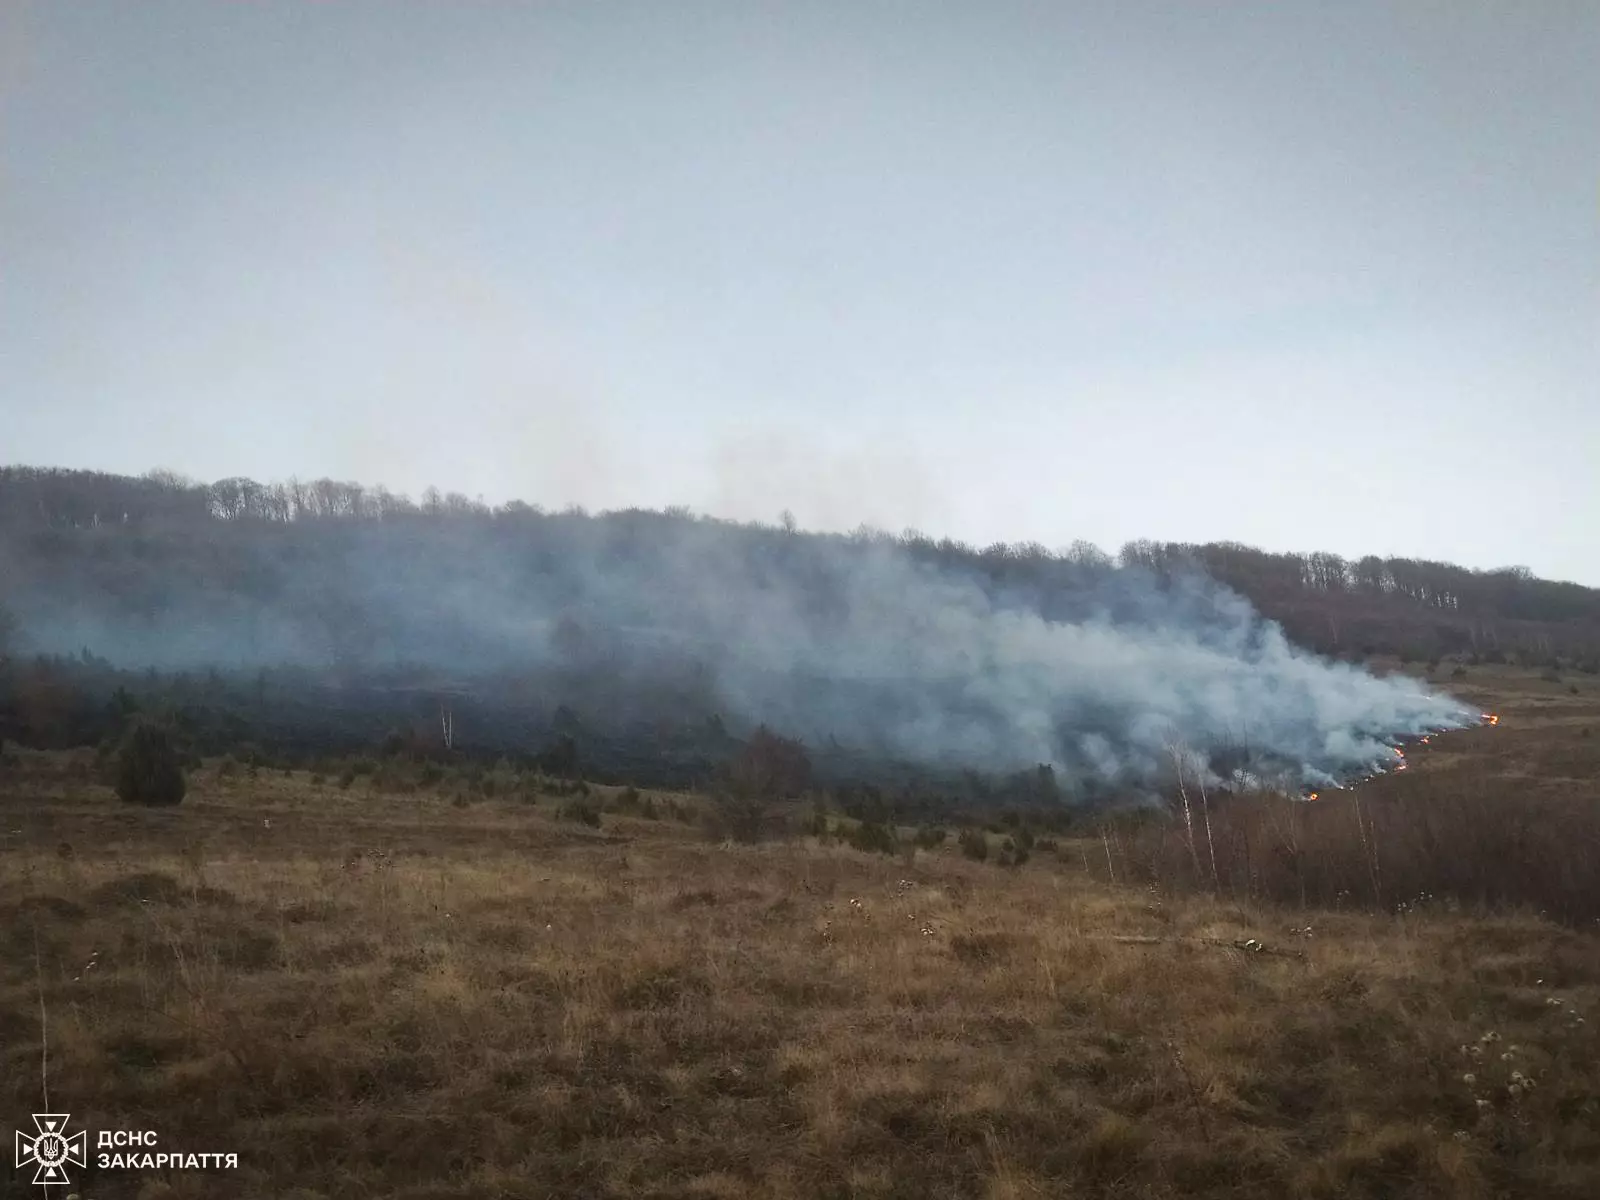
[1307,792,1319,802]
[1482,713,1500,726]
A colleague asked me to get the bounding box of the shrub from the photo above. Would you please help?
[914,826,948,849]
[557,798,602,828]
[997,837,1030,868]
[728,725,812,799]
[847,819,897,856]
[959,828,989,862]
[704,792,771,843]
[539,734,579,778]
[338,768,356,789]
[115,721,187,807]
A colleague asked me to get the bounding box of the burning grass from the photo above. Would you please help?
[1114,666,1600,926]
[1,666,1597,1198]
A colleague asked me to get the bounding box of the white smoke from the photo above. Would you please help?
[9,506,1480,792]
[669,538,1478,789]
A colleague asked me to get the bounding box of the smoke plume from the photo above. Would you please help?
[4,497,1478,792]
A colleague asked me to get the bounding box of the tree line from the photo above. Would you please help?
[2,465,1595,661]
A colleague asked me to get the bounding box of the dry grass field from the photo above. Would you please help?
[3,665,1599,1199]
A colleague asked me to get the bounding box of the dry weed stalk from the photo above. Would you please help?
[33,922,49,1110]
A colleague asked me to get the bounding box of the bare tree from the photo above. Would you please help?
[1166,738,1201,880]
[1166,738,1219,891]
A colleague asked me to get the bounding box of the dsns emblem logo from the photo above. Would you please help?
[15,1114,87,1188]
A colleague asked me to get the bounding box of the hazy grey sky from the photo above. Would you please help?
[3,2,1596,582]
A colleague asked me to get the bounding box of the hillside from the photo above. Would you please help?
[2,466,1596,796]
[4,465,1596,667]
[1,663,1597,1199]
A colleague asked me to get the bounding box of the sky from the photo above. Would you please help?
[2,1,1597,583]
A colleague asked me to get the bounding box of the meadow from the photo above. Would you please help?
[2,664,1598,1199]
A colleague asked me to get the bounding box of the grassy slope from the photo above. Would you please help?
[1,665,1598,1200]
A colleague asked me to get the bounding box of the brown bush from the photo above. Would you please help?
[727,725,812,799]
[1117,780,1600,924]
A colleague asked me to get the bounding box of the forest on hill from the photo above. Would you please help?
[2,464,1595,661]
[0,465,1594,798]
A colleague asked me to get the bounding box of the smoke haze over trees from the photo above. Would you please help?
[3,465,1595,793]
